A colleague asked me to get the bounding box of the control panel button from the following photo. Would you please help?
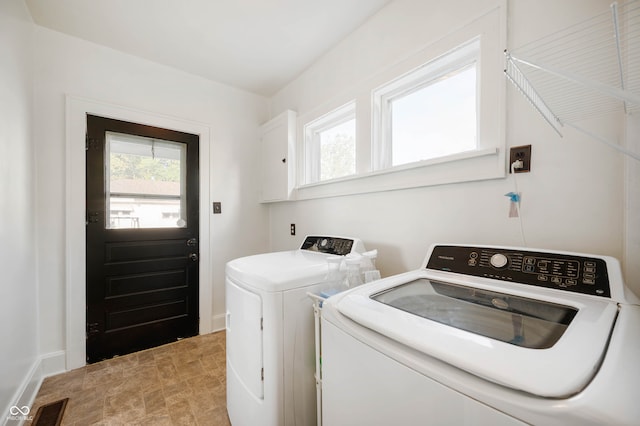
[490,253,508,269]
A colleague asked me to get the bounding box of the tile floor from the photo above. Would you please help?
[27,331,229,426]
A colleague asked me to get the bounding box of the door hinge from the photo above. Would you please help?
[86,211,100,225]
[85,136,98,151]
[260,317,263,330]
[86,322,100,339]
[261,368,264,381]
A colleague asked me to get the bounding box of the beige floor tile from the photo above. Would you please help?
[196,406,231,426]
[167,399,197,426]
[134,409,174,426]
[28,331,230,426]
[143,388,166,415]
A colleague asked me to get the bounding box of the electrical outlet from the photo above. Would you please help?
[509,145,532,173]
[290,224,296,236]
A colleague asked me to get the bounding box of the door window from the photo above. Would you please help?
[105,132,187,229]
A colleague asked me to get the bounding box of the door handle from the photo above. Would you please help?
[189,253,199,262]
[186,238,198,247]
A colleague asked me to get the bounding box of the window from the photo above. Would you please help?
[294,6,506,200]
[304,101,356,184]
[373,38,480,170]
[105,132,187,229]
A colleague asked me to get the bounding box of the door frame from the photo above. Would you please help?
[65,96,213,370]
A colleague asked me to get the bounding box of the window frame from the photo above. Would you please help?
[105,131,188,229]
[292,4,506,200]
[303,100,356,184]
[372,38,481,171]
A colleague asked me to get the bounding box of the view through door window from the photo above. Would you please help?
[106,132,187,229]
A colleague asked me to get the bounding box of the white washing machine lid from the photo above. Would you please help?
[335,269,619,398]
[226,250,338,292]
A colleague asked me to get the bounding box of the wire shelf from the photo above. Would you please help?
[505,1,640,160]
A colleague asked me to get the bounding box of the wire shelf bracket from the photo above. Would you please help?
[504,0,640,162]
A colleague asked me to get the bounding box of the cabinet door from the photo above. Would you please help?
[261,110,295,202]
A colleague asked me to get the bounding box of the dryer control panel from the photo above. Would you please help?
[300,236,355,256]
[426,245,611,298]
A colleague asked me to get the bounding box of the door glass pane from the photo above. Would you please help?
[371,279,577,349]
[106,132,187,229]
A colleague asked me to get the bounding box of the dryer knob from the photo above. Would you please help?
[490,253,509,269]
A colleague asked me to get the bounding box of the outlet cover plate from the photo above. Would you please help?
[509,144,532,173]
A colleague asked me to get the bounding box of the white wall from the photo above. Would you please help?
[0,0,39,419]
[268,0,635,294]
[33,27,270,358]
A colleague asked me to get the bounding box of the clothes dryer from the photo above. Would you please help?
[322,244,640,425]
[226,236,365,426]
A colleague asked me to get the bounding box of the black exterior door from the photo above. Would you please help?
[86,114,199,363]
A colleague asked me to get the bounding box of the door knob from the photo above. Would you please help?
[189,253,199,262]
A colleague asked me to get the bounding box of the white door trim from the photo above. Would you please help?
[65,95,213,370]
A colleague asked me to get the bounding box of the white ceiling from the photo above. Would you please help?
[25,0,391,96]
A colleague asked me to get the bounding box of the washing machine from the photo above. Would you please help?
[225,235,365,426]
[321,244,640,426]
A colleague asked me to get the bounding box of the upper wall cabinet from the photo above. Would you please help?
[260,110,296,202]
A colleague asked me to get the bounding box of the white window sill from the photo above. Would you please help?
[294,147,503,201]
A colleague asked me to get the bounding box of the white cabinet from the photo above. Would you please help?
[260,110,296,202]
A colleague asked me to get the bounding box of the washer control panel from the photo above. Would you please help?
[426,245,611,297]
[301,236,355,256]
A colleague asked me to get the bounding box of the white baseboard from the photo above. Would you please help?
[1,351,66,426]
[39,351,66,378]
[2,359,41,426]
[211,313,226,332]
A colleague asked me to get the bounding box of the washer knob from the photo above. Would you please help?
[490,253,508,268]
